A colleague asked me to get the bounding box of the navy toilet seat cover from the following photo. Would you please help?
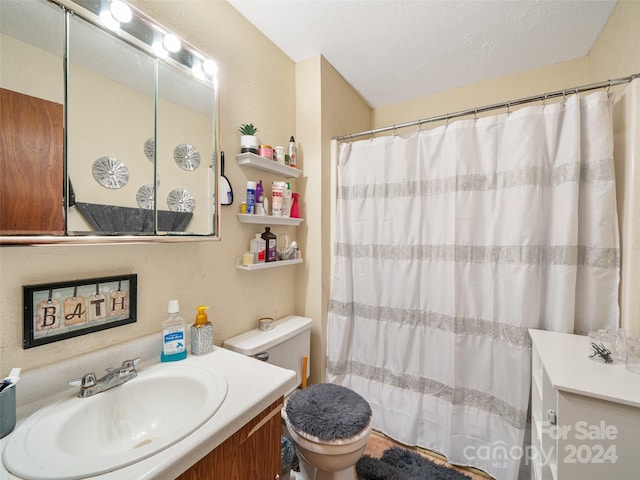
[285,383,372,441]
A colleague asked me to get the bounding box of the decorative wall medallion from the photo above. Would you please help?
[173,143,201,171]
[144,137,155,163]
[136,184,155,209]
[92,156,129,189]
[167,188,195,212]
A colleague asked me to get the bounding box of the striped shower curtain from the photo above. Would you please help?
[327,91,620,480]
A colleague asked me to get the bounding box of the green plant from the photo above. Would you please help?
[238,123,258,136]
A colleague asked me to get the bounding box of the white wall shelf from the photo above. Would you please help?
[236,214,303,226]
[236,153,302,178]
[235,258,303,271]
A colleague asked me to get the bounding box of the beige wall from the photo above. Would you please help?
[295,56,370,383]
[587,0,640,84]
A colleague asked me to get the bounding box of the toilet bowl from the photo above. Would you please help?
[223,317,372,479]
[282,383,372,480]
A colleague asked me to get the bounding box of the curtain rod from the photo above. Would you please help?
[334,73,639,141]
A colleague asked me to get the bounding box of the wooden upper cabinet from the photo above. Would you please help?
[1,88,64,235]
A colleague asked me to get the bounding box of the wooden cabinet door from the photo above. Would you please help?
[1,88,64,234]
[178,397,283,480]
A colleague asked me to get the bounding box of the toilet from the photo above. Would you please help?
[223,315,372,480]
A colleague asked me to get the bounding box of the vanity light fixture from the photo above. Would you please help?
[110,0,132,23]
[68,0,218,86]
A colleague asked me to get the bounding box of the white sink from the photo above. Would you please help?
[3,363,227,480]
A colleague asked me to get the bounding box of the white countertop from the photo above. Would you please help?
[0,335,297,479]
[529,329,640,408]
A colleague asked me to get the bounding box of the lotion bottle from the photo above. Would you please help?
[161,300,187,362]
[191,305,214,356]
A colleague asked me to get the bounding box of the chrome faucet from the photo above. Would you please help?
[69,357,140,398]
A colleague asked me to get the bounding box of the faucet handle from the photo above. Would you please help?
[69,373,97,388]
[121,357,140,371]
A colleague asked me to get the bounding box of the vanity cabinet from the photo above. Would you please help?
[0,88,64,234]
[177,397,283,480]
[529,329,640,480]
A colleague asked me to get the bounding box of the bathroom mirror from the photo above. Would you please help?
[0,0,218,243]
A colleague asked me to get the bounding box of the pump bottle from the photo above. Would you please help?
[191,306,214,356]
[161,300,187,362]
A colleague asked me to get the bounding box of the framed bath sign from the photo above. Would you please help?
[23,274,137,348]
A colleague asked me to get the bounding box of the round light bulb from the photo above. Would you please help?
[110,1,132,23]
[163,34,181,53]
[203,59,218,76]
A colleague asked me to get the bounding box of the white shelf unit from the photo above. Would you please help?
[235,152,303,270]
[236,214,303,226]
[235,258,303,271]
[529,329,640,480]
[235,152,302,178]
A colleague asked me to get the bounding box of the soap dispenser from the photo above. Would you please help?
[191,305,214,356]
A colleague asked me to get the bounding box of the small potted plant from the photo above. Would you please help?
[239,123,259,154]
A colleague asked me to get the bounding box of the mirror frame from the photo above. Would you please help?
[0,0,220,245]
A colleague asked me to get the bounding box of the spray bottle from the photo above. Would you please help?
[288,136,297,168]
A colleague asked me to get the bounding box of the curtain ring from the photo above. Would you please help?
[607,80,612,93]
[506,101,511,115]
[474,109,478,121]
[542,93,547,109]
[562,90,567,105]
[445,114,449,126]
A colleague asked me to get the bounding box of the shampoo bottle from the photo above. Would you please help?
[191,306,214,356]
[161,300,187,362]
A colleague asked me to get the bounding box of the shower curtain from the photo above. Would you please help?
[327,91,620,480]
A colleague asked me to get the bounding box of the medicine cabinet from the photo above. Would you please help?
[0,0,219,244]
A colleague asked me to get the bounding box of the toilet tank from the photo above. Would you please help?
[223,315,311,395]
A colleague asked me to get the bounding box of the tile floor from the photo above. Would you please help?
[364,430,492,480]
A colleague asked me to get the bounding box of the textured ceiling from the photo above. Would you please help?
[228,0,617,108]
